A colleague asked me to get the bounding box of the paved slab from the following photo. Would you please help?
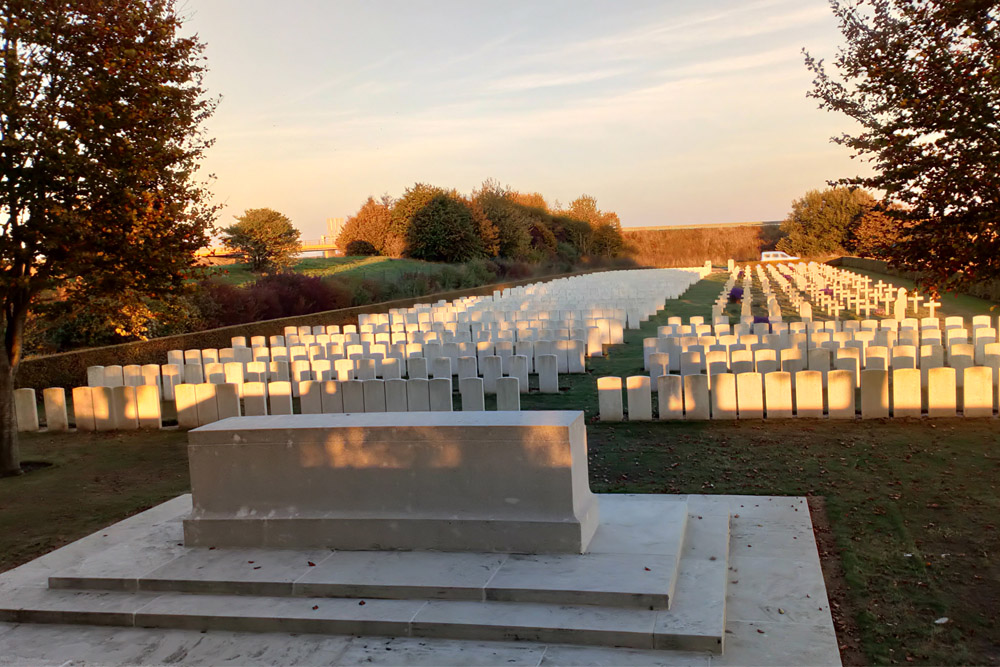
[0,494,839,666]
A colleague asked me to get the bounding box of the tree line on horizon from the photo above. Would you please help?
[335,180,627,265]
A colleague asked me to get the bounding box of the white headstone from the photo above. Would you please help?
[597,376,623,422]
[42,387,69,432]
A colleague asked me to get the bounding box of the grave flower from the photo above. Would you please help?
[729,287,744,303]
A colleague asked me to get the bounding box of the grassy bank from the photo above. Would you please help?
[207,256,444,287]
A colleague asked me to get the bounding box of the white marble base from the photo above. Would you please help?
[0,494,840,666]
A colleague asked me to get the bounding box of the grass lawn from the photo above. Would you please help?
[0,429,190,574]
[206,256,445,286]
[3,272,999,665]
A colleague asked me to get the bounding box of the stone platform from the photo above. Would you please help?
[0,493,841,664]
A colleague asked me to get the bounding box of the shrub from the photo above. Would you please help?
[406,193,485,262]
[345,240,379,256]
[190,278,259,329]
[246,273,353,320]
[493,258,535,280]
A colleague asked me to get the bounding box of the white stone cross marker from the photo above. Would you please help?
[925,298,941,318]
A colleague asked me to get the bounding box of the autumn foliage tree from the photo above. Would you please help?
[806,0,1000,291]
[0,0,216,476]
[335,195,400,257]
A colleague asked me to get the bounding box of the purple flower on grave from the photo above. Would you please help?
[822,288,833,296]
[729,287,743,303]
[753,315,770,324]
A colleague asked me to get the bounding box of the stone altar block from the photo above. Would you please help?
[184,411,599,554]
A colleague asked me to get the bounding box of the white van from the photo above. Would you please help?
[760,251,798,262]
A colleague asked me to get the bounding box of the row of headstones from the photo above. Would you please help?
[12,385,163,432]
[656,313,999,339]
[162,332,605,367]
[653,325,998,351]
[651,316,1000,371]
[182,267,698,377]
[14,371,545,433]
[269,318,623,347]
[86,352,561,399]
[644,344,1000,389]
[652,329,995,360]
[659,331,999,370]
[357,305,631,328]
[450,268,707,330]
[597,366,999,421]
[174,376,528,428]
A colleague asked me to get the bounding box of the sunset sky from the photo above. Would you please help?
[183,0,866,239]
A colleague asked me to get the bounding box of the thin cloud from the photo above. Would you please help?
[521,1,828,66]
[486,68,628,93]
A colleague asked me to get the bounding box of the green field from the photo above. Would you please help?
[3,272,1000,665]
[206,255,445,286]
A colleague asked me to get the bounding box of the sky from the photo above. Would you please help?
[181,0,866,240]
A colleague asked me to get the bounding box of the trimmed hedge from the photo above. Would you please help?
[17,268,611,391]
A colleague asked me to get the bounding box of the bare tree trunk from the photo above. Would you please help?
[0,358,21,477]
[1,297,27,477]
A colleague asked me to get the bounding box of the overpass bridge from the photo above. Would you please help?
[195,237,343,259]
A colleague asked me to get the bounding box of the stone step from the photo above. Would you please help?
[49,549,680,610]
[0,500,729,653]
[48,497,690,612]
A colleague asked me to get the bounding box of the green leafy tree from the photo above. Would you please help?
[390,183,444,238]
[222,208,301,273]
[805,0,1000,291]
[474,180,532,259]
[336,195,400,257]
[776,187,877,257]
[0,0,216,476]
[405,193,485,263]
